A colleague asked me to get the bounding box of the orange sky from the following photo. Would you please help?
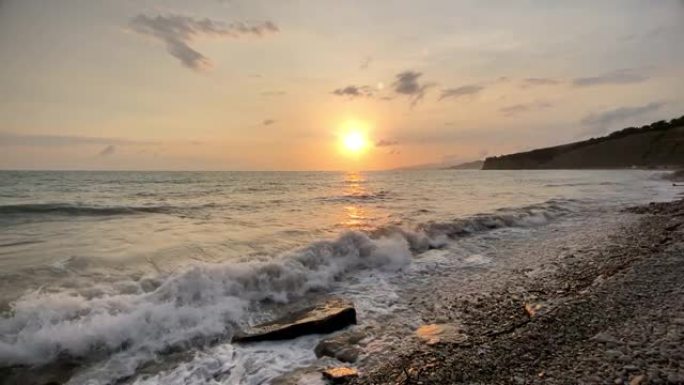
[0,0,683,170]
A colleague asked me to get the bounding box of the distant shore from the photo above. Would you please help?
[354,198,684,385]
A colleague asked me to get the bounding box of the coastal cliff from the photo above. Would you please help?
[482,116,684,169]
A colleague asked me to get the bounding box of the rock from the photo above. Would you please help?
[629,374,646,385]
[315,330,365,363]
[665,221,681,231]
[234,298,356,343]
[0,359,81,385]
[666,372,684,384]
[623,365,639,372]
[415,323,467,345]
[605,349,622,360]
[524,302,543,317]
[322,367,358,383]
[592,332,620,345]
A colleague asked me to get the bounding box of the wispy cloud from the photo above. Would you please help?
[375,139,399,147]
[331,85,374,98]
[129,14,278,71]
[521,78,560,88]
[580,101,664,135]
[439,85,484,101]
[500,101,553,117]
[0,133,156,147]
[572,69,647,87]
[392,71,434,106]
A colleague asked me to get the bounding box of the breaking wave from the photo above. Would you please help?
[0,198,577,369]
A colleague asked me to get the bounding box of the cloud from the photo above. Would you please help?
[499,101,553,117]
[580,101,664,134]
[392,71,434,106]
[439,85,484,101]
[0,132,156,147]
[521,78,560,87]
[375,139,399,147]
[263,119,276,126]
[331,85,373,98]
[99,145,116,156]
[572,69,647,87]
[129,14,278,71]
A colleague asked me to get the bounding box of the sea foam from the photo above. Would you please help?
[0,199,574,369]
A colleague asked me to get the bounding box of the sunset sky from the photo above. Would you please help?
[1,0,683,171]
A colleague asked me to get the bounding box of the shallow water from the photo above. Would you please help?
[0,170,678,384]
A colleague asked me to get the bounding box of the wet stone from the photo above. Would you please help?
[415,323,468,345]
[322,367,358,383]
[234,298,357,343]
[315,329,366,363]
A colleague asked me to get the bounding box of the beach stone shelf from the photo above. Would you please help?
[233,298,357,342]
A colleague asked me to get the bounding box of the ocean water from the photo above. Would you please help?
[0,170,678,384]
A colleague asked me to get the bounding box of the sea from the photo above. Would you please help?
[0,170,679,385]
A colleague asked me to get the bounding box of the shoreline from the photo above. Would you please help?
[1,194,682,384]
[352,198,684,385]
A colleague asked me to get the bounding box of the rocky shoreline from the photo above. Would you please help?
[351,199,684,385]
[2,198,682,385]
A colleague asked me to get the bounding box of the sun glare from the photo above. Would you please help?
[339,120,370,155]
[343,131,368,153]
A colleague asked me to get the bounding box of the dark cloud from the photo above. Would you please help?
[439,85,484,101]
[392,71,434,106]
[263,119,276,126]
[521,78,560,87]
[580,101,664,134]
[99,145,116,156]
[129,14,278,71]
[375,139,399,147]
[331,85,373,98]
[572,69,647,87]
[0,133,156,147]
[500,101,553,117]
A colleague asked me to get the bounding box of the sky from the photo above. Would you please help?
[0,0,683,171]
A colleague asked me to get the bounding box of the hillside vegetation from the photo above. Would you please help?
[482,116,684,169]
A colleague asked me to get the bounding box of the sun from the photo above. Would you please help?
[343,131,368,153]
[339,120,370,155]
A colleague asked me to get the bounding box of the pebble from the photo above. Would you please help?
[629,374,645,385]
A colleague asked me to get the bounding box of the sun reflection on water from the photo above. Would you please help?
[341,171,372,230]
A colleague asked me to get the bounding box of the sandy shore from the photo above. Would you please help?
[353,199,684,385]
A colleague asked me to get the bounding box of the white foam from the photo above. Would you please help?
[0,231,411,367]
[0,199,577,384]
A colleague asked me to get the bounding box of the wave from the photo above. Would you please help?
[543,182,622,187]
[0,232,412,367]
[319,190,393,203]
[0,198,578,370]
[0,203,212,217]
